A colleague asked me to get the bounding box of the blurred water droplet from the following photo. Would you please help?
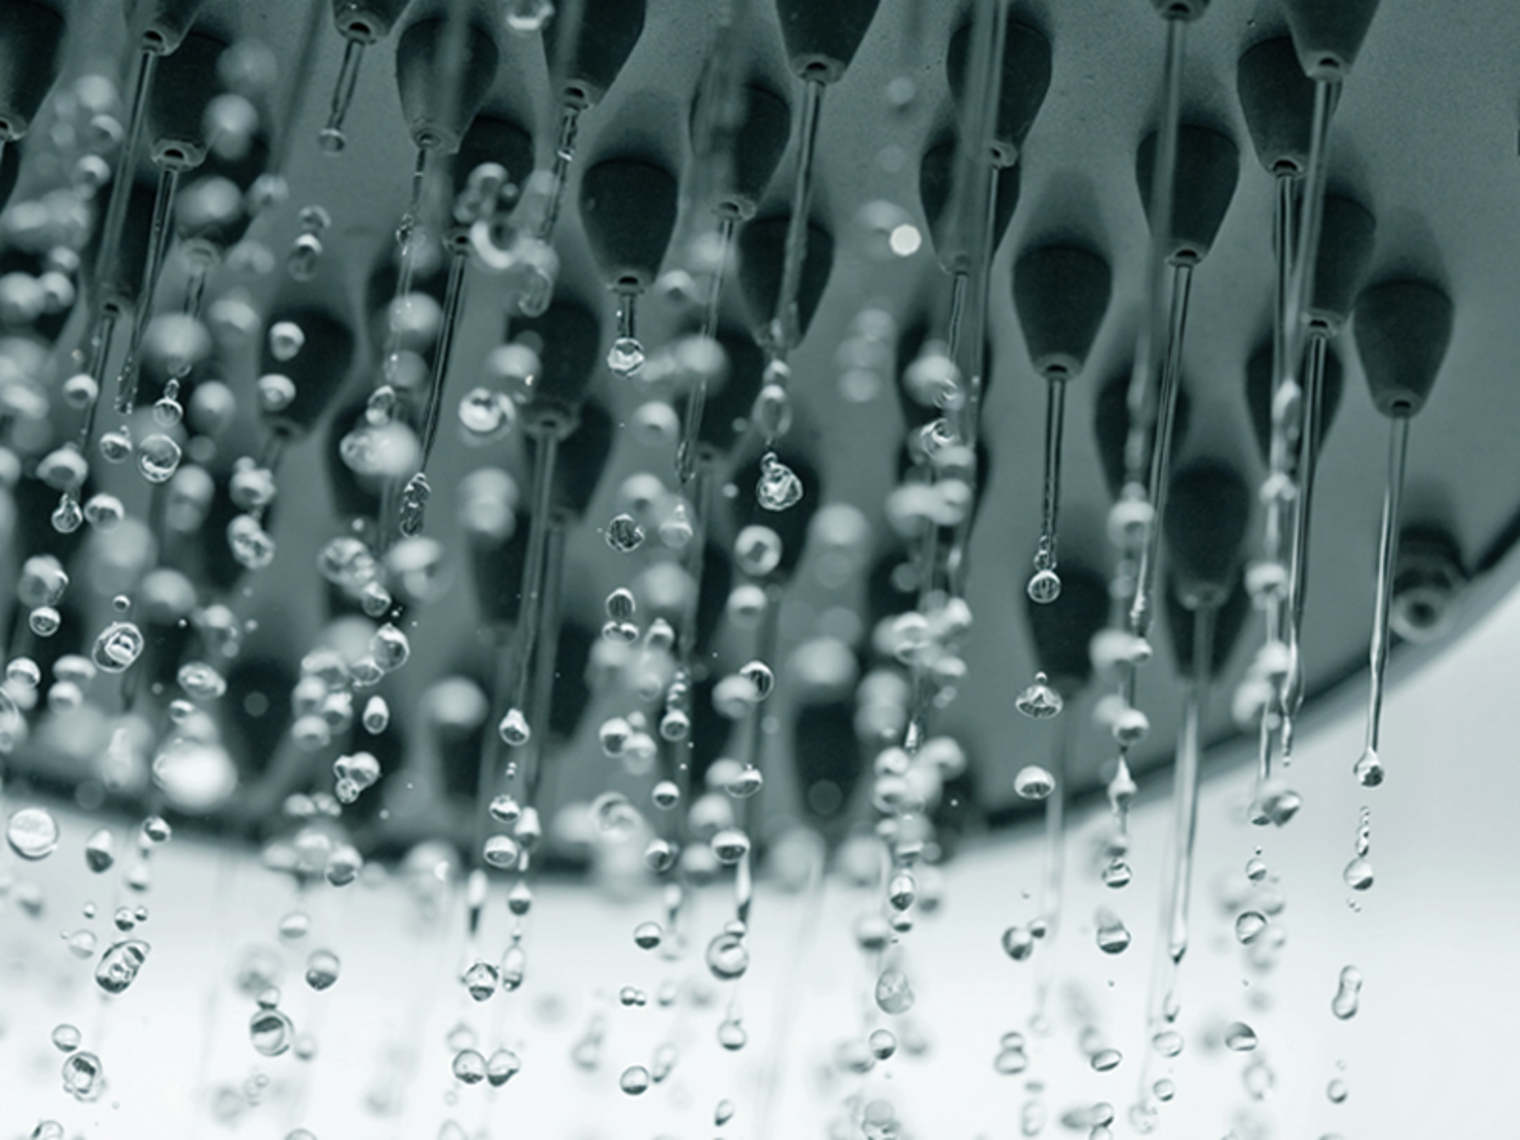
[619,1064,650,1095]
[1223,1021,1257,1051]
[1095,911,1130,954]
[250,1009,294,1056]
[1013,765,1054,800]
[715,1098,736,1125]
[7,807,59,860]
[304,950,340,991]
[1090,1048,1122,1072]
[94,939,149,993]
[874,968,915,1014]
[1235,911,1267,943]
[1331,966,1362,1020]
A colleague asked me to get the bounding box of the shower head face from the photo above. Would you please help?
[0,0,1518,946]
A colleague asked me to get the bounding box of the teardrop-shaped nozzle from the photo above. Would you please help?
[918,129,1021,274]
[148,27,228,169]
[395,14,500,153]
[1354,278,1452,419]
[579,155,680,293]
[1165,569,1251,677]
[1245,339,1344,464]
[945,16,1052,167]
[511,292,602,434]
[0,0,65,141]
[1013,244,1112,381]
[1305,193,1376,333]
[1282,0,1382,83]
[126,0,205,54]
[791,696,864,834]
[774,0,883,84]
[1236,37,1316,176]
[737,212,835,348]
[468,498,531,627]
[1137,123,1240,265]
[0,135,20,213]
[1093,364,1192,500]
[453,112,535,188]
[260,307,356,440]
[540,394,614,522]
[88,173,159,316]
[1024,561,1108,697]
[333,0,412,43]
[1163,457,1253,609]
[544,0,646,109]
[692,78,791,220]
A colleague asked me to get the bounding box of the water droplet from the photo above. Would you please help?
[61,1051,103,1100]
[1095,911,1131,954]
[756,451,803,511]
[1246,855,1268,882]
[452,1048,487,1084]
[94,939,150,993]
[83,493,124,530]
[508,881,534,915]
[1101,860,1133,889]
[504,0,554,33]
[90,621,144,673]
[606,513,645,553]
[707,931,749,980]
[1327,1077,1349,1103]
[251,1009,294,1056]
[278,912,310,941]
[136,434,182,483]
[228,514,277,569]
[177,661,227,701]
[718,1017,747,1050]
[7,807,59,860]
[1002,925,1034,961]
[874,967,915,1015]
[1027,567,1062,605]
[633,922,662,950]
[304,950,340,991]
[1331,966,1362,1020]
[651,781,680,809]
[51,1023,81,1052]
[483,835,520,869]
[497,708,531,746]
[268,320,305,362]
[1152,1029,1184,1057]
[607,336,645,377]
[1223,1021,1257,1051]
[152,394,183,427]
[1015,673,1064,720]
[1013,765,1055,800]
[487,1048,522,1086]
[711,828,750,865]
[620,1064,651,1095]
[1353,747,1384,788]
[1235,911,1268,943]
[715,1098,736,1125]
[463,961,498,1001]
[739,659,775,699]
[1090,1048,1122,1072]
[726,766,764,798]
[1342,856,1374,891]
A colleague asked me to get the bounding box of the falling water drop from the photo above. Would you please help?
[874,967,915,1015]
[51,1024,81,1052]
[1101,861,1132,889]
[1027,567,1062,605]
[487,1049,522,1086]
[250,1009,294,1056]
[706,931,749,980]
[304,950,340,991]
[1095,911,1131,954]
[715,1098,736,1125]
[452,1049,487,1084]
[1223,1021,1258,1052]
[619,1064,651,1095]
[1353,747,1384,788]
[1001,926,1034,961]
[1015,673,1064,719]
[606,513,646,553]
[1013,765,1055,800]
[497,708,531,747]
[1235,911,1268,944]
[756,451,804,511]
[463,962,498,1002]
[1342,856,1374,891]
[1090,1048,1122,1072]
[7,807,60,860]
[94,939,150,994]
[633,922,663,951]
[90,622,144,673]
[1331,966,1363,1019]
[135,434,182,483]
[61,1051,103,1100]
[608,336,645,378]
